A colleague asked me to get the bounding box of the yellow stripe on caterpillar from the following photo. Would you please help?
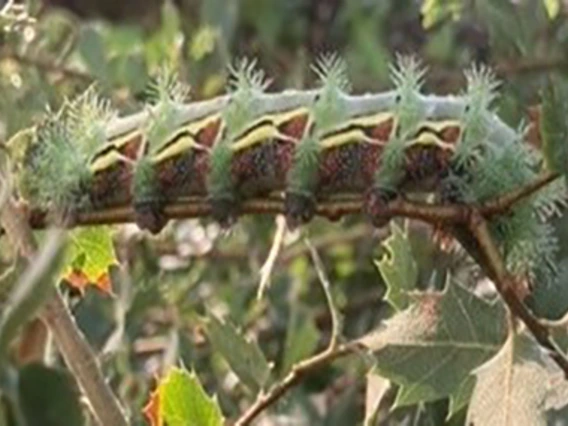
[90,148,133,173]
[151,113,222,163]
[89,128,143,173]
[319,112,395,149]
[230,107,310,151]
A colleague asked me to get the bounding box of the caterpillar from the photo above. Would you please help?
[9,56,564,286]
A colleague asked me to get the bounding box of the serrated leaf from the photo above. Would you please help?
[361,279,506,407]
[541,79,568,177]
[364,367,391,426]
[204,314,270,393]
[143,367,224,426]
[18,363,84,426]
[375,222,417,311]
[467,332,568,426]
[62,226,117,294]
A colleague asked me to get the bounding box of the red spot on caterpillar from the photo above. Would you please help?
[368,116,395,141]
[196,118,222,147]
[439,125,461,145]
[120,133,145,159]
[279,114,309,139]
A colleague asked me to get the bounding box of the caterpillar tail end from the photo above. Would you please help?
[284,191,316,230]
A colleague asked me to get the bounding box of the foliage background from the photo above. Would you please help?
[3,0,568,424]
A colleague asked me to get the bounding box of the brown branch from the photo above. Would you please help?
[233,340,363,426]
[467,210,568,377]
[0,199,128,426]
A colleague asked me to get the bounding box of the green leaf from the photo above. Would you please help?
[18,363,84,426]
[448,375,474,418]
[160,368,224,426]
[281,312,319,374]
[361,279,506,407]
[78,27,108,81]
[467,332,568,425]
[204,314,270,393]
[541,78,568,177]
[62,226,117,294]
[375,221,418,311]
[543,0,560,19]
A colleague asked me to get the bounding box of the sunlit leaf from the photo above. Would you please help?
[420,0,464,29]
[62,226,117,295]
[364,367,391,426]
[543,0,560,19]
[143,367,224,426]
[204,314,271,393]
[361,279,506,407]
[375,221,417,311]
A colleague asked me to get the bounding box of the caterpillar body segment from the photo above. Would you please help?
[88,129,145,212]
[133,113,223,233]
[284,56,352,228]
[363,118,463,227]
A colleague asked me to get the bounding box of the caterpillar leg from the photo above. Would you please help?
[210,195,239,229]
[284,191,317,230]
[133,199,167,234]
[364,186,397,228]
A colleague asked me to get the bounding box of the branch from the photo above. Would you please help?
[467,210,568,377]
[233,340,363,426]
[0,198,128,426]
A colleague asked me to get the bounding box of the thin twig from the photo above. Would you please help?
[233,340,363,426]
[480,171,561,217]
[467,210,568,377]
[305,236,342,350]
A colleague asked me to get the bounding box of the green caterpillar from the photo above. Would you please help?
[9,56,564,286]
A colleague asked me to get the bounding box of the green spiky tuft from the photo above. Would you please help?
[288,54,350,196]
[22,110,91,210]
[65,85,115,158]
[454,65,500,163]
[374,55,426,188]
[208,58,270,201]
[145,67,191,150]
[460,127,565,286]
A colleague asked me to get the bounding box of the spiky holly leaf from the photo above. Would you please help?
[541,78,568,178]
[204,314,271,393]
[467,332,568,426]
[62,226,117,294]
[375,221,418,311]
[361,279,506,407]
[143,367,224,426]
